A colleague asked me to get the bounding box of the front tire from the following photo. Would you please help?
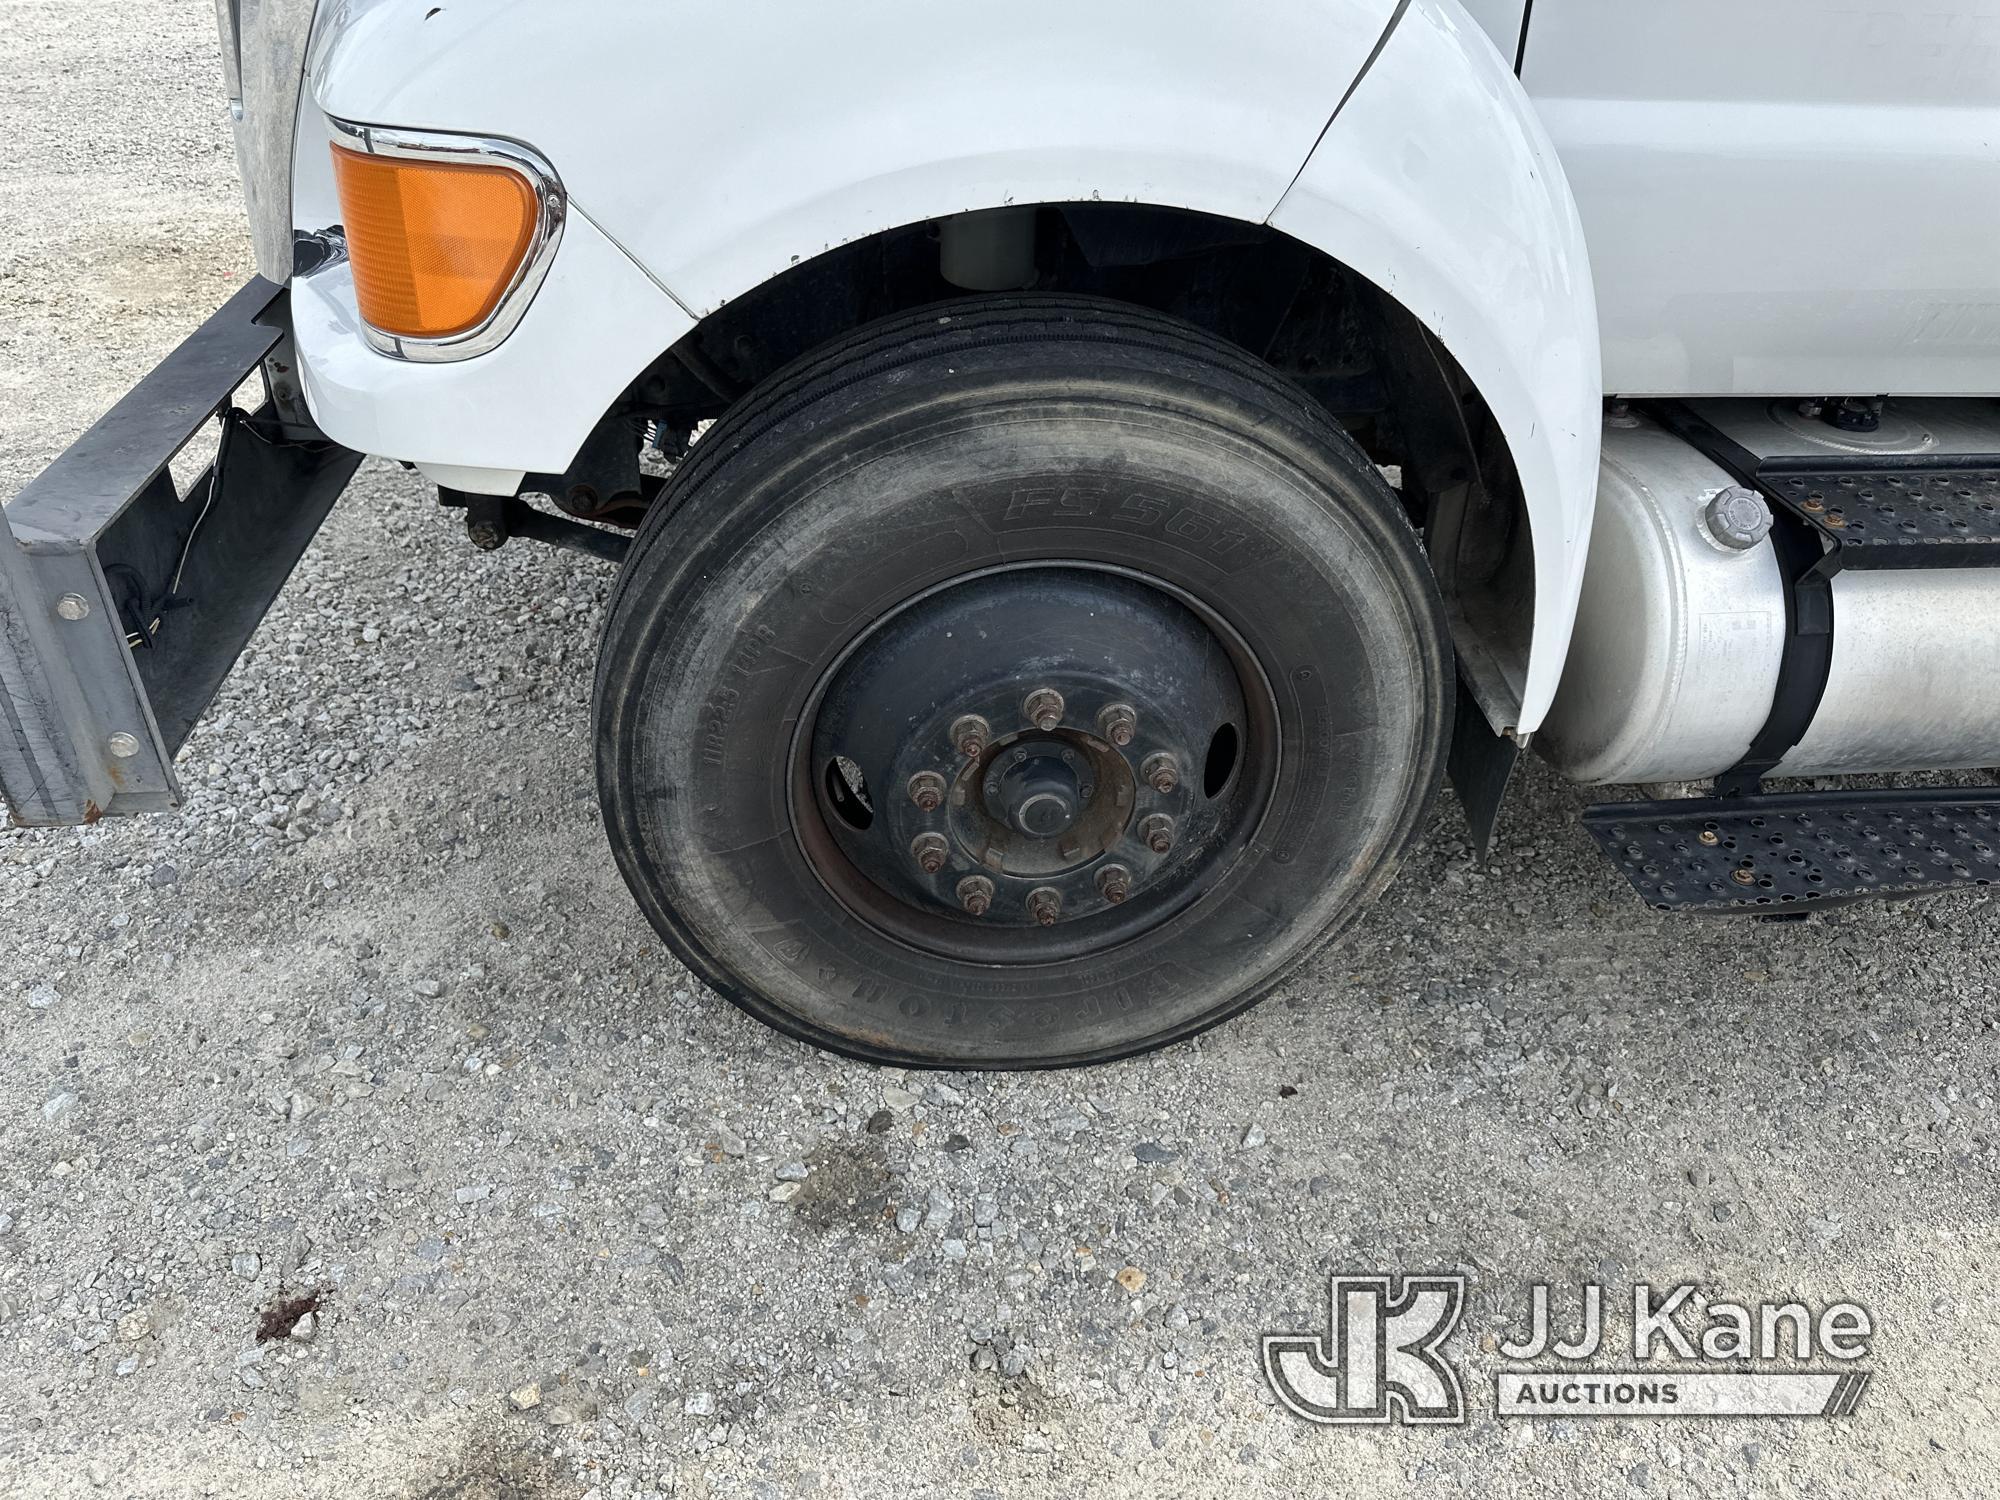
[595,297,1451,1068]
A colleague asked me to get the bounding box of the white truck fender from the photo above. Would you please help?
[298,0,1598,733]
[1273,0,1603,734]
[293,0,1400,478]
[307,0,1405,314]
[288,204,695,490]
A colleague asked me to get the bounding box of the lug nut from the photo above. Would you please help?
[1097,703,1137,747]
[1027,887,1063,926]
[950,714,991,759]
[1140,814,1175,854]
[912,832,950,875]
[957,875,995,916]
[1142,752,1180,794]
[1097,864,1133,904]
[1023,688,1065,733]
[907,771,948,812]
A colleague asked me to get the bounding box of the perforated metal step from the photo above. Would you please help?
[1759,466,2000,569]
[1584,790,2000,913]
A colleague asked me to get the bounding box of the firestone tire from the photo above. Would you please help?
[595,296,1452,1069]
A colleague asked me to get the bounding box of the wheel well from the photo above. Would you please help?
[541,203,1533,716]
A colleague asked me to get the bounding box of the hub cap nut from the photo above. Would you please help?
[1027,887,1062,926]
[1097,703,1138,747]
[1023,688,1065,733]
[1140,814,1175,855]
[950,714,991,759]
[957,875,995,916]
[912,832,950,875]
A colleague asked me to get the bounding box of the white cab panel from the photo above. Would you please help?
[311,0,1403,318]
[1275,0,1602,733]
[1525,0,2000,396]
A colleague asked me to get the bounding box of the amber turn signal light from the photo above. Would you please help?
[331,144,540,342]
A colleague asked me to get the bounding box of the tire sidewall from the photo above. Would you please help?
[599,344,1449,1067]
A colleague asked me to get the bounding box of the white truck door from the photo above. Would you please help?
[1523,0,2000,398]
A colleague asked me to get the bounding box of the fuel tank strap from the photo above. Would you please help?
[1645,404,1840,797]
[1718,512,1836,796]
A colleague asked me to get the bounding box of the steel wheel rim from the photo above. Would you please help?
[786,561,1283,966]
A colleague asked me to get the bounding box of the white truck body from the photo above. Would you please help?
[1527,0,2000,397]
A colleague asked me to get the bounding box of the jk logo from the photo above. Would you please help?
[1262,1274,1467,1426]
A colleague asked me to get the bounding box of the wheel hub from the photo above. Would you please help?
[995,746,1082,837]
[949,729,1134,881]
[802,565,1266,958]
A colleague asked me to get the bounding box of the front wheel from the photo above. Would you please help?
[595,297,1452,1068]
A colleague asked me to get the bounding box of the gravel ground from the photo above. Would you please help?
[3,4,1998,1497]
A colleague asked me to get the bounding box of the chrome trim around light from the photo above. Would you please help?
[326,116,568,364]
[292,224,347,276]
